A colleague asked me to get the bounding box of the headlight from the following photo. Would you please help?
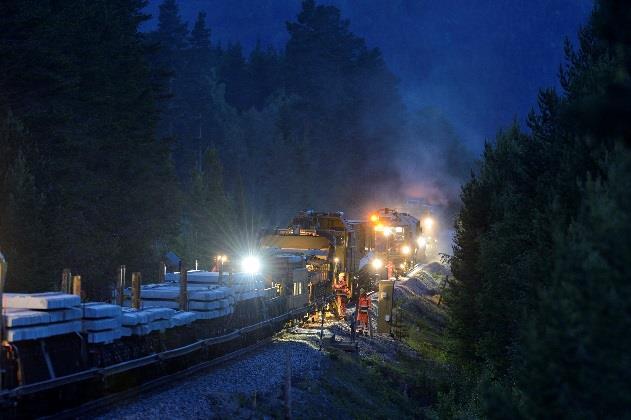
[241,256,261,274]
[401,245,411,255]
[371,258,383,270]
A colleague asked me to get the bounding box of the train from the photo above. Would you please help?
[0,208,424,417]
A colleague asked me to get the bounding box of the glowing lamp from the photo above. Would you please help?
[417,237,427,247]
[401,245,411,255]
[370,214,379,223]
[371,258,383,270]
[241,256,261,274]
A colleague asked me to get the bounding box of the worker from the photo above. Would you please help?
[357,288,370,335]
[333,273,350,319]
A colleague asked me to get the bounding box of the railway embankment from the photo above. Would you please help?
[96,267,451,419]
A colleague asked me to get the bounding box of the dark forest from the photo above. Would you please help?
[0,0,629,417]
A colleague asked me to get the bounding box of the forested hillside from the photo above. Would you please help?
[445,0,631,417]
[0,0,180,296]
[151,0,406,224]
[0,0,471,295]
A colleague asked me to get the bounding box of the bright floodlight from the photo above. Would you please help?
[383,227,392,237]
[372,258,383,270]
[401,245,411,255]
[423,217,434,230]
[241,256,261,274]
[417,237,427,247]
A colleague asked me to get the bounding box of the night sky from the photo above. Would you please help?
[143,0,593,151]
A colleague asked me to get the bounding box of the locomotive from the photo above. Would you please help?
[367,208,423,275]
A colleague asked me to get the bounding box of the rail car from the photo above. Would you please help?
[0,255,330,418]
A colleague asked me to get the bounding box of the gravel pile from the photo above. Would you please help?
[96,335,326,419]
[421,262,451,277]
[395,271,440,298]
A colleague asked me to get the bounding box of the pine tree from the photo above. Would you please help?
[155,0,188,53]
[217,42,249,111]
[190,11,211,50]
[447,171,489,372]
[248,41,282,110]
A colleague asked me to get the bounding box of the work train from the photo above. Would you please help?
[0,209,424,417]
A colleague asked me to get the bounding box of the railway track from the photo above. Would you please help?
[45,337,273,420]
[0,302,329,418]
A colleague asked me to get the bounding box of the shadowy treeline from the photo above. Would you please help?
[1,0,470,295]
[0,0,180,296]
[445,1,631,417]
[150,0,405,227]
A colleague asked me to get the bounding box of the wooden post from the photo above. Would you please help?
[61,269,72,294]
[131,272,141,310]
[158,261,166,284]
[72,275,82,299]
[117,265,126,306]
[218,257,224,285]
[179,262,188,311]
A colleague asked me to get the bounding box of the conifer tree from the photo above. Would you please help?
[190,11,211,50]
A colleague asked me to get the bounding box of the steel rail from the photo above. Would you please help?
[43,337,273,420]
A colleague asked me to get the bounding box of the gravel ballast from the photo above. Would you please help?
[96,330,328,419]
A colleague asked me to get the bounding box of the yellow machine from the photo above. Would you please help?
[260,211,364,311]
[367,208,422,276]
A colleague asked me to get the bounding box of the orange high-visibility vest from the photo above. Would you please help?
[359,295,370,312]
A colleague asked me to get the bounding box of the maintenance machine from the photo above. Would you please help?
[367,208,422,276]
[259,211,364,317]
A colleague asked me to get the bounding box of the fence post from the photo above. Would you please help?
[61,269,72,294]
[117,265,126,306]
[72,275,82,299]
[218,256,224,285]
[158,261,166,284]
[179,261,188,311]
[131,272,141,309]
